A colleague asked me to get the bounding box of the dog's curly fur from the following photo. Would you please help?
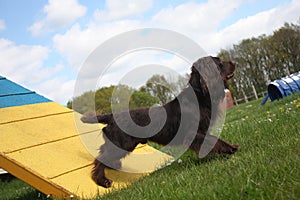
[81,56,239,188]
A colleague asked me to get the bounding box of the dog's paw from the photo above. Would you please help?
[213,143,239,155]
[223,144,239,154]
[92,175,113,188]
[232,144,239,150]
[229,144,239,154]
[99,178,113,188]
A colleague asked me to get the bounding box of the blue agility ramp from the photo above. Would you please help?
[261,71,300,105]
[0,77,51,108]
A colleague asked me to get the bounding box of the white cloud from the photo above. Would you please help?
[36,77,75,104]
[212,0,300,53]
[96,50,189,88]
[0,39,74,104]
[49,0,300,100]
[53,0,243,72]
[147,0,300,54]
[53,20,142,70]
[0,19,6,31]
[0,38,49,83]
[94,0,153,21]
[52,0,231,81]
[52,0,153,71]
[152,0,242,35]
[28,0,87,36]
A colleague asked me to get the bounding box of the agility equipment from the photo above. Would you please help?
[0,75,172,199]
[261,71,300,105]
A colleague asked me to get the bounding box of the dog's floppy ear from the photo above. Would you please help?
[211,56,221,65]
[189,61,209,96]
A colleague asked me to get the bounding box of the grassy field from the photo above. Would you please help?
[1,93,299,200]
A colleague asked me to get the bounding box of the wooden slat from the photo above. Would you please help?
[0,113,94,153]
[51,165,145,199]
[0,154,72,198]
[0,102,70,124]
[6,136,94,178]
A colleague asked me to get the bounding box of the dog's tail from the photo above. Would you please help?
[81,112,112,124]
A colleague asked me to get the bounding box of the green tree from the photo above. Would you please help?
[130,91,159,109]
[94,85,115,113]
[68,84,161,114]
[140,75,173,105]
[67,91,95,114]
[169,74,189,96]
[269,23,300,77]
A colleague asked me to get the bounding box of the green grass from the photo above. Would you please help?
[1,93,299,200]
[0,175,47,200]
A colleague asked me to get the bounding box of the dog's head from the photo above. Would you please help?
[211,57,235,80]
[189,56,236,100]
[211,56,235,88]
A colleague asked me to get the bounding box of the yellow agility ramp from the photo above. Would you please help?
[0,76,172,199]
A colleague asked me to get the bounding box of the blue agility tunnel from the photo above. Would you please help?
[261,71,300,105]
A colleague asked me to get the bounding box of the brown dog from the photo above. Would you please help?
[81,56,239,188]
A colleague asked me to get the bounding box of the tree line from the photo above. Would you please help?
[67,74,188,114]
[68,22,300,112]
[217,22,300,100]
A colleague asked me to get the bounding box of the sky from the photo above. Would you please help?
[0,0,299,104]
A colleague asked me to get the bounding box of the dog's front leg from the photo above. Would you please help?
[92,159,112,188]
[189,133,239,157]
[211,136,239,155]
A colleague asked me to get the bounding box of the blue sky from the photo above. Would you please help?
[0,0,299,104]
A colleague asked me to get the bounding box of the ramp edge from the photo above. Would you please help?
[0,153,75,199]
